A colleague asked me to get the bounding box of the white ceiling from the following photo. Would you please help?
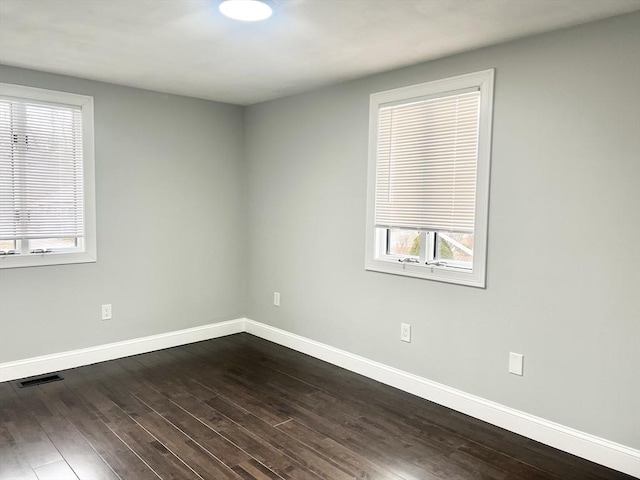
[1,0,638,105]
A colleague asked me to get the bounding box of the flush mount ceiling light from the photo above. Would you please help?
[219,0,273,22]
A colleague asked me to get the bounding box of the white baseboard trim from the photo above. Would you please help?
[0,318,246,383]
[244,319,640,478]
[1,317,637,476]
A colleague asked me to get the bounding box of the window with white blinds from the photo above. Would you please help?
[0,83,96,269]
[0,99,85,240]
[375,90,480,233]
[365,70,494,287]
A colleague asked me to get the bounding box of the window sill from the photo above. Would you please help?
[0,251,97,269]
[365,259,486,288]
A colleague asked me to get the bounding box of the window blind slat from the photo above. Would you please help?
[374,90,480,233]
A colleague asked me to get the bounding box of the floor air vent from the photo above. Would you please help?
[18,374,64,388]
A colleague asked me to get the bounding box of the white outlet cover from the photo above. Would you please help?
[509,352,524,376]
[101,304,112,320]
[401,323,411,342]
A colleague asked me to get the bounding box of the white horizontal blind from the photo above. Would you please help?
[0,97,85,240]
[375,90,480,233]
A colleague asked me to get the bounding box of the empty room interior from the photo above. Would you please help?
[0,1,639,479]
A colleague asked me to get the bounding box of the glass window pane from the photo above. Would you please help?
[388,229,420,256]
[436,233,474,263]
[30,237,78,250]
[0,240,16,251]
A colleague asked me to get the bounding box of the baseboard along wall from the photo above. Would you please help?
[0,319,245,383]
[0,317,638,477]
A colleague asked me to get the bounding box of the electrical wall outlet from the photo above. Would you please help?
[401,323,411,342]
[101,304,112,320]
[509,352,524,376]
[273,292,280,307]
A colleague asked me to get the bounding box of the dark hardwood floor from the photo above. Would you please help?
[0,333,632,480]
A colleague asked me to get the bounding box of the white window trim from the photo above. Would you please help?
[365,69,494,288]
[0,83,97,269]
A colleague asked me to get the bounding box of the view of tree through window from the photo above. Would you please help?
[387,229,474,264]
[437,233,473,263]
[388,229,420,256]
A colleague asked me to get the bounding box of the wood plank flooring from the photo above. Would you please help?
[0,333,632,480]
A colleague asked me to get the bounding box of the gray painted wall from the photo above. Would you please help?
[0,66,247,361]
[244,13,640,448]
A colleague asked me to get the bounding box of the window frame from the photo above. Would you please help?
[365,69,494,288]
[0,83,96,269]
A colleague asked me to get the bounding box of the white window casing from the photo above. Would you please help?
[365,69,494,287]
[0,83,96,268]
